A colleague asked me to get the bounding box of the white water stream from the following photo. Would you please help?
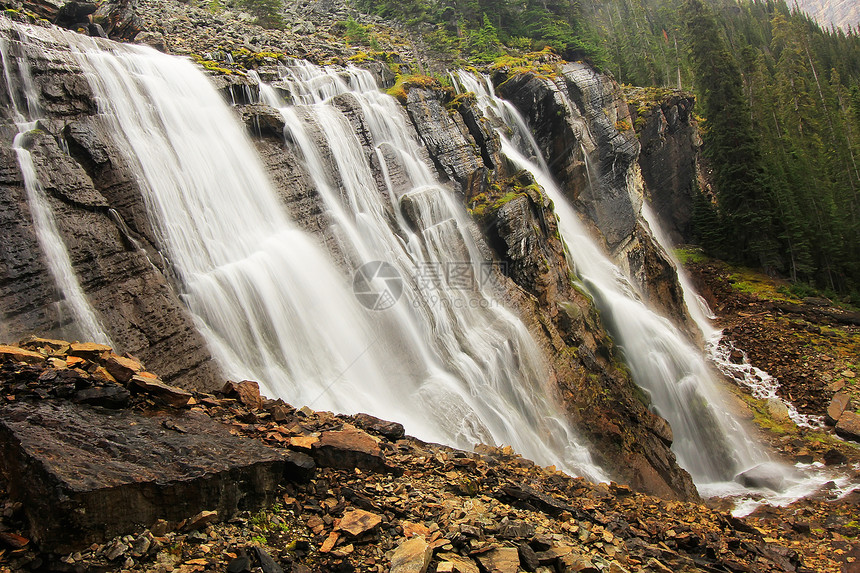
[4,16,853,504]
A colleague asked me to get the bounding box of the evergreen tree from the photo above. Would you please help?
[682,0,779,268]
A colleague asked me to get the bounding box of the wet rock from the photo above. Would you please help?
[627,89,699,245]
[823,448,848,465]
[389,536,432,573]
[735,463,787,491]
[826,392,850,425]
[238,104,287,139]
[835,411,860,442]
[406,88,483,188]
[352,412,405,440]
[94,0,142,40]
[0,401,288,551]
[313,427,394,473]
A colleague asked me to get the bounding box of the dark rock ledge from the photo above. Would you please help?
[0,338,856,572]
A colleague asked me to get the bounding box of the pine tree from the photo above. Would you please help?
[682,0,779,268]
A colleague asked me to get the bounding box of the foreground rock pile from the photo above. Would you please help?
[0,338,857,572]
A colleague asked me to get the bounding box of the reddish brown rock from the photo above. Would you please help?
[835,411,860,442]
[0,345,45,365]
[68,342,112,361]
[390,536,432,573]
[337,509,382,536]
[826,392,851,426]
[476,547,520,573]
[222,380,263,410]
[313,427,395,473]
[105,353,143,383]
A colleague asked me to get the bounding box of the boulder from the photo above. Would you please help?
[735,463,787,491]
[337,509,382,536]
[129,375,192,407]
[352,412,405,440]
[0,401,291,552]
[390,536,432,573]
[105,353,143,383]
[826,392,850,425]
[313,427,395,473]
[222,380,263,410]
[835,411,860,442]
[476,547,520,573]
[0,344,45,365]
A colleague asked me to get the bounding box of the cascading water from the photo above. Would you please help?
[255,60,605,481]
[454,71,769,486]
[0,30,111,344]
[42,29,607,480]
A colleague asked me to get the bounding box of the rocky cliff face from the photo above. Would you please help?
[0,13,700,500]
[494,65,695,333]
[0,18,222,389]
[399,86,696,500]
[627,88,701,247]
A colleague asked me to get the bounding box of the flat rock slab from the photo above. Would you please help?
[0,401,290,552]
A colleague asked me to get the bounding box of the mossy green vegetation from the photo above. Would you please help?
[673,247,709,265]
[190,54,238,75]
[385,74,443,103]
[489,48,559,78]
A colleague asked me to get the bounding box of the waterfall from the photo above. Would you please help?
[255,60,605,480]
[59,34,605,480]
[0,31,111,344]
[454,72,770,486]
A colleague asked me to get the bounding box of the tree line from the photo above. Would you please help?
[587,0,860,297]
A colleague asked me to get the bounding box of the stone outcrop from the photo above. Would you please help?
[627,88,701,246]
[0,401,290,552]
[406,88,484,190]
